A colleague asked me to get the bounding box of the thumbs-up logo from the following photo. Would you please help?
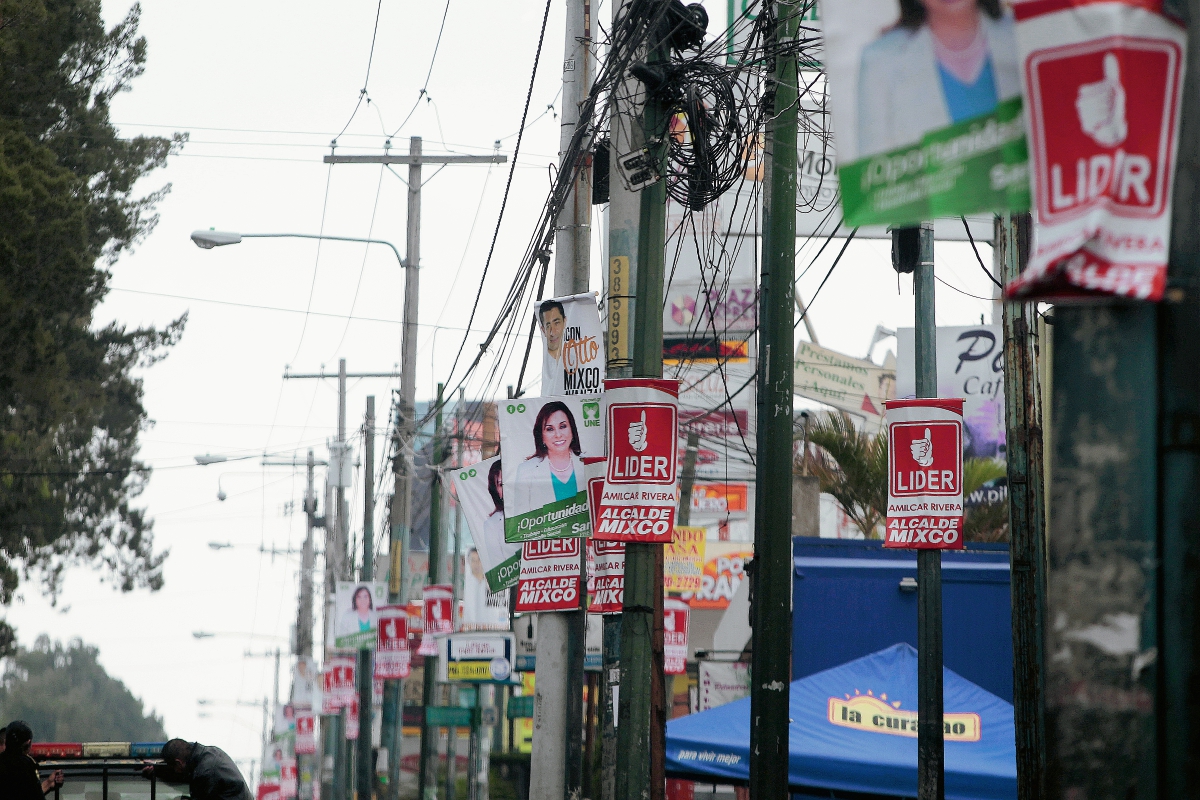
[1076,52,1128,148]
[909,428,935,467]
[628,410,649,452]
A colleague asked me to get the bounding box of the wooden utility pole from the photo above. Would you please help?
[356,397,376,800]
[322,140,505,800]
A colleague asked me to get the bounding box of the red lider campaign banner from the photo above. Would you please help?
[280,759,298,799]
[374,605,411,680]
[516,537,582,613]
[257,785,282,800]
[294,711,316,755]
[1008,0,1186,301]
[884,399,965,550]
[322,656,356,712]
[345,695,359,741]
[593,379,680,543]
[664,598,690,674]
[417,585,453,656]
[588,539,626,614]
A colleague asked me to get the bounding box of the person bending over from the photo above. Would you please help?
[143,738,252,800]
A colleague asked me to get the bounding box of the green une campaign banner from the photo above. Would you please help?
[499,394,604,542]
[333,581,388,650]
[822,0,1030,226]
[450,455,521,593]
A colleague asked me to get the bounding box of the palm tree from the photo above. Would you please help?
[800,412,887,538]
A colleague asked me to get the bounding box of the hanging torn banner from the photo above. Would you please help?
[1007,0,1185,301]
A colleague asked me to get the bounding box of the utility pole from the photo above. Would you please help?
[297,448,321,800]
[284,364,398,800]
[749,1,801,797]
[358,397,377,800]
[893,223,942,800]
[530,0,593,797]
[613,17,668,800]
[446,390,466,800]
[996,214,1047,800]
[324,139,506,800]
[418,384,447,800]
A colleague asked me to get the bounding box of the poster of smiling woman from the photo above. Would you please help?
[822,0,1030,225]
[499,395,604,542]
[333,581,388,649]
[451,455,521,592]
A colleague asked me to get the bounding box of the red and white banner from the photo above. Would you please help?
[593,379,680,543]
[884,399,965,550]
[664,598,690,674]
[374,605,411,680]
[322,656,356,712]
[280,759,297,799]
[417,585,453,656]
[294,711,316,755]
[257,784,281,800]
[588,539,626,614]
[515,537,582,612]
[345,695,359,741]
[1008,0,1186,301]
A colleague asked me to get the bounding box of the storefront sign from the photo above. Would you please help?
[884,399,965,550]
[665,527,707,594]
[437,632,517,683]
[593,379,680,543]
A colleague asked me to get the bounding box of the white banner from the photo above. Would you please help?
[698,661,750,711]
[451,455,520,592]
[539,293,604,396]
[499,395,603,542]
[333,582,388,650]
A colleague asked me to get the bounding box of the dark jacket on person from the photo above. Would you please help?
[0,748,47,800]
[154,743,252,800]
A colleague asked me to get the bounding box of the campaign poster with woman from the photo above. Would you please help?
[822,0,1029,226]
[334,581,388,650]
[499,395,603,542]
[451,455,521,592]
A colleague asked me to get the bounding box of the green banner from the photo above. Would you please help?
[334,629,376,650]
[839,97,1030,227]
[485,551,521,593]
[504,491,590,542]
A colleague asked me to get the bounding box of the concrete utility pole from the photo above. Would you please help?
[284,363,398,800]
[749,1,801,796]
[297,448,321,800]
[530,0,594,798]
[996,214,1047,800]
[357,397,377,800]
[323,138,505,800]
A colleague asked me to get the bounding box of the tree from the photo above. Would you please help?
[0,635,167,741]
[0,1,185,607]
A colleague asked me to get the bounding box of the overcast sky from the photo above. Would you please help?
[3,0,998,770]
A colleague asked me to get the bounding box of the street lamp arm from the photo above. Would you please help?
[192,231,405,268]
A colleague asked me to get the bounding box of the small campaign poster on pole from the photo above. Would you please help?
[538,293,605,396]
[374,605,411,680]
[499,395,603,542]
[292,656,317,707]
[322,656,356,711]
[820,0,1029,226]
[664,598,691,674]
[417,584,454,656]
[1007,0,1186,301]
[451,455,521,591]
[588,539,626,614]
[593,379,680,543]
[294,711,316,755]
[345,695,359,741]
[884,399,965,549]
[515,537,583,613]
[333,581,388,650]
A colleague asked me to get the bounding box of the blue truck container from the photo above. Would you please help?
[791,537,1014,702]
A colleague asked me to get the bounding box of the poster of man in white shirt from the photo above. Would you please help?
[539,293,603,397]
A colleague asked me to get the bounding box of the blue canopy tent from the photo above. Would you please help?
[666,644,1016,799]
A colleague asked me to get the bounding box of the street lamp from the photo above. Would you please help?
[192,631,287,642]
[190,230,404,269]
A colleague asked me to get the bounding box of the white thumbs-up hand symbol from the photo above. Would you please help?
[910,428,935,468]
[628,410,649,452]
[1076,53,1128,148]
[664,612,676,632]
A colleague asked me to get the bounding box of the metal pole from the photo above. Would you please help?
[910,223,943,800]
[418,385,446,800]
[749,2,800,796]
[298,449,317,800]
[996,214,1047,800]
[616,20,668,800]
[337,358,351,800]
[358,397,377,800]
[446,393,465,800]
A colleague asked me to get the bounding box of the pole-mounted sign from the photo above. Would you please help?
[884,399,965,550]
